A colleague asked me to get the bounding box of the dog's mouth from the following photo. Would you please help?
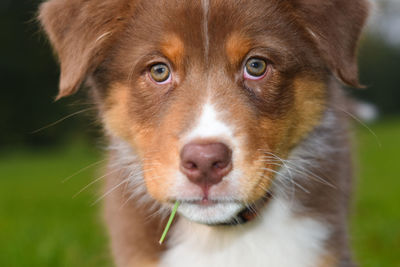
[175,200,244,225]
[178,197,236,206]
[170,193,272,225]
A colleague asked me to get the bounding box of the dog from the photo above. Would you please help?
[39,0,369,266]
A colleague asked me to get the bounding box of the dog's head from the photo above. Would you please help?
[39,0,368,224]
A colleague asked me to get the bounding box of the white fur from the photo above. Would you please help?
[202,0,210,61]
[183,103,235,145]
[160,198,329,267]
[177,201,244,224]
[107,138,156,206]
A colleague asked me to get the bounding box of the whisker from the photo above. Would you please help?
[62,159,107,183]
[260,155,335,188]
[261,167,310,194]
[260,152,295,181]
[284,161,335,188]
[118,189,148,211]
[72,167,124,198]
[73,166,155,199]
[91,178,130,206]
[270,180,292,203]
[144,204,170,222]
[244,202,259,218]
[31,107,94,134]
[334,105,382,148]
[256,152,297,199]
[120,174,169,212]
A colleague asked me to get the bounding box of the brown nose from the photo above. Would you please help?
[180,142,232,191]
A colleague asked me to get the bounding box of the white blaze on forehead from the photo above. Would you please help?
[183,103,235,144]
[202,0,210,62]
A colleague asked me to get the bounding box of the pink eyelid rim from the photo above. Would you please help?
[148,72,172,85]
[243,66,268,81]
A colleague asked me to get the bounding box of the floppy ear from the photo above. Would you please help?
[38,0,134,99]
[292,0,369,87]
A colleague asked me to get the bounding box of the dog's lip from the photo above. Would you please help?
[193,198,219,206]
[169,198,240,206]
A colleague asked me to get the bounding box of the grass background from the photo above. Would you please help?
[0,118,399,267]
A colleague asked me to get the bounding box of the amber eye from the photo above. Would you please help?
[149,63,171,83]
[244,58,267,80]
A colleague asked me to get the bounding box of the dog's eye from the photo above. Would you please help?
[244,58,267,80]
[149,63,171,83]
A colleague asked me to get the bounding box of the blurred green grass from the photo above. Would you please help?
[351,117,400,266]
[0,118,399,266]
[0,141,111,267]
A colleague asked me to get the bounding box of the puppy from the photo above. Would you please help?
[39,0,369,266]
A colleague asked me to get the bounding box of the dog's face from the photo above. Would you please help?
[39,0,368,224]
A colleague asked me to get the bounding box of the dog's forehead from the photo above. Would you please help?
[129,0,297,53]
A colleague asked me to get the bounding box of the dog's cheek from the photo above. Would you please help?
[102,83,137,142]
[132,98,195,202]
[134,130,181,202]
[236,118,288,202]
[290,76,327,147]
[100,83,176,201]
[236,76,326,202]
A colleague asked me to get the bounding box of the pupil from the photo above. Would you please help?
[156,67,165,74]
[251,62,260,69]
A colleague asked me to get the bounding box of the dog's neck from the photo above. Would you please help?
[160,197,330,267]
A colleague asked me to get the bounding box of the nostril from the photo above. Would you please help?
[212,160,228,170]
[184,161,198,170]
[212,161,220,169]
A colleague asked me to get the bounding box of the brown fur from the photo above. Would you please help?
[39,0,369,266]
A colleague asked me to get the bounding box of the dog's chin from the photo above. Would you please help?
[177,201,245,225]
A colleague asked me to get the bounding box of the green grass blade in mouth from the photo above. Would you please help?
[159,201,180,245]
